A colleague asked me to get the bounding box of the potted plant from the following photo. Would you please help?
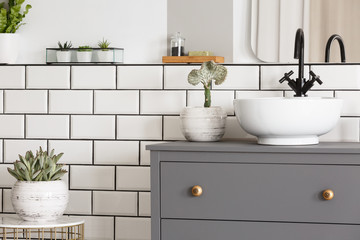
[7,147,68,222]
[180,60,228,141]
[57,41,72,62]
[0,0,32,63]
[97,38,113,62]
[77,45,93,62]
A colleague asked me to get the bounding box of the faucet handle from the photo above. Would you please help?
[279,70,294,83]
[309,71,323,85]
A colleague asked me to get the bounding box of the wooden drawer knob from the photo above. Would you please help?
[191,185,203,197]
[322,189,334,200]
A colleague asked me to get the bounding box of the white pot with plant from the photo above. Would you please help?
[56,41,72,62]
[77,45,93,62]
[97,38,113,62]
[0,0,31,64]
[180,60,228,142]
[7,147,68,222]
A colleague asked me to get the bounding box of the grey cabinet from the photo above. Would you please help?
[147,141,360,240]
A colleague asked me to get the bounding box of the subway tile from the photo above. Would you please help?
[187,90,235,115]
[70,165,115,190]
[223,116,256,140]
[335,91,360,116]
[117,66,163,89]
[65,190,91,215]
[0,140,2,163]
[261,65,309,90]
[164,66,202,89]
[26,115,69,139]
[49,90,93,114]
[116,166,150,191]
[140,90,186,114]
[0,164,16,187]
[284,90,334,98]
[117,116,162,140]
[163,116,185,140]
[213,66,259,90]
[0,90,3,113]
[4,140,47,163]
[48,140,92,164]
[139,192,151,216]
[140,141,163,166]
[71,115,115,139]
[94,141,138,165]
[0,115,24,138]
[236,90,283,98]
[0,190,2,212]
[94,90,139,114]
[4,90,47,113]
[26,66,70,89]
[71,66,116,89]
[311,65,360,90]
[115,217,150,240]
[320,117,360,142]
[3,189,14,213]
[0,66,25,89]
[82,216,114,240]
[93,191,137,216]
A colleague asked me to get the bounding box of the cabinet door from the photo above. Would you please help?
[161,162,360,223]
[162,219,360,240]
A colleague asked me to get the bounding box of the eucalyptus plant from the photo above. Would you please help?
[188,60,227,107]
[7,147,67,181]
[0,0,32,33]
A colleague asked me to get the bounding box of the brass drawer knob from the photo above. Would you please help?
[191,185,203,197]
[322,189,334,200]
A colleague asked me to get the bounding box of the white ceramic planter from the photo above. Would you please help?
[56,51,71,62]
[97,50,113,62]
[180,106,227,142]
[11,181,69,222]
[77,51,93,62]
[0,33,19,64]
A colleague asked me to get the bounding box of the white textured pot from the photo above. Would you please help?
[77,51,93,62]
[56,51,71,62]
[0,33,19,64]
[180,106,227,142]
[97,50,113,62]
[11,181,69,222]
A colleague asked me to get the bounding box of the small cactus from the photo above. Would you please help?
[7,147,67,181]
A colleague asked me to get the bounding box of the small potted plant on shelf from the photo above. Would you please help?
[0,0,32,63]
[8,147,68,222]
[180,60,228,141]
[97,38,113,62]
[77,45,93,62]
[57,41,72,62]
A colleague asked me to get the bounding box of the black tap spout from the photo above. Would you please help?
[325,34,346,63]
[294,28,304,97]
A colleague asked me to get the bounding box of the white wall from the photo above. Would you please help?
[8,0,167,64]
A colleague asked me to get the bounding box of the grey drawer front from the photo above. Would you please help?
[161,162,360,223]
[162,219,360,240]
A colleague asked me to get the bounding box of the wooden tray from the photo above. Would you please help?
[162,56,224,63]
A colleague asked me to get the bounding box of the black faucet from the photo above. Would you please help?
[279,28,323,97]
[325,34,346,62]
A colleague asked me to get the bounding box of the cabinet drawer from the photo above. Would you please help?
[161,162,360,223]
[162,219,360,240]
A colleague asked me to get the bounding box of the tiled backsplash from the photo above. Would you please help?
[0,63,359,239]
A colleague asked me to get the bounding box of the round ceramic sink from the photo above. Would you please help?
[233,97,343,145]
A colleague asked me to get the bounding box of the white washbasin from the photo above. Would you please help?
[233,97,343,145]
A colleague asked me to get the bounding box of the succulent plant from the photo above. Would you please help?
[7,147,67,181]
[58,41,72,51]
[188,61,227,107]
[0,0,32,33]
[98,38,111,50]
[78,45,92,52]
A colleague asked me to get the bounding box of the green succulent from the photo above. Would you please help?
[7,147,67,181]
[188,61,227,107]
[0,0,32,33]
[98,38,111,50]
[58,41,72,51]
[78,45,92,52]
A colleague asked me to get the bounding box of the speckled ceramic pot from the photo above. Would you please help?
[180,106,227,142]
[11,181,69,222]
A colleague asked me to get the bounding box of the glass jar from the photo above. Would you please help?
[170,32,185,56]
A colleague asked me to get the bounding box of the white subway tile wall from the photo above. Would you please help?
[0,64,359,240]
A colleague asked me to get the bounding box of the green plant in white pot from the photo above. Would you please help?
[0,0,32,63]
[57,41,72,62]
[97,38,113,62]
[180,60,228,141]
[8,147,68,222]
[77,45,93,62]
